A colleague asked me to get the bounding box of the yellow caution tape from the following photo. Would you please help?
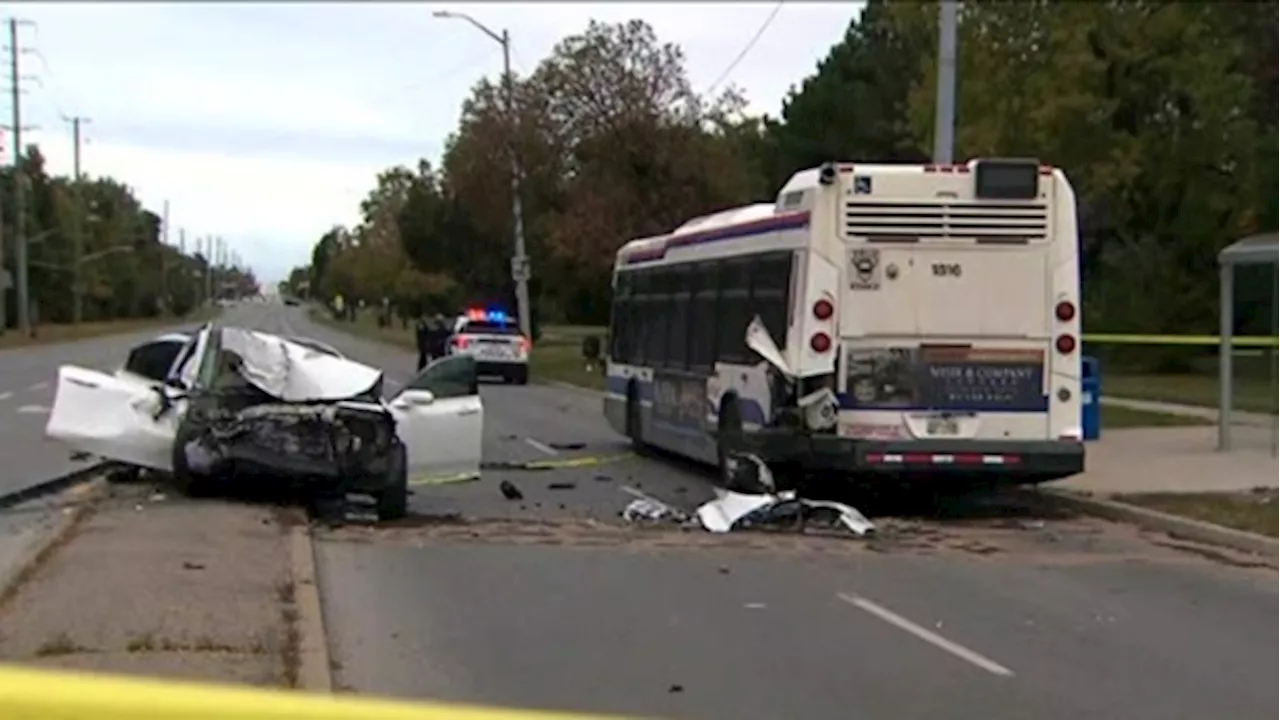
[409,454,634,487]
[1082,333,1278,348]
[410,472,482,487]
[0,664,634,719]
[522,453,634,471]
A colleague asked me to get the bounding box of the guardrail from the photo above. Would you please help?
[0,665,635,719]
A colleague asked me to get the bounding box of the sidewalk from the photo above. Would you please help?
[1060,424,1278,494]
[0,485,297,687]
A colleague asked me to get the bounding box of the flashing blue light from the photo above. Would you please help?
[466,307,513,324]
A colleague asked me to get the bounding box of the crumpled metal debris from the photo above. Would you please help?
[622,496,689,524]
[696,489,875,536]
[620,453,875,537]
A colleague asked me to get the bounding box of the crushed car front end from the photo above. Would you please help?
[178,397,401,490]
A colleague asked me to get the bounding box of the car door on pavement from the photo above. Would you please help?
[390,354,484,482]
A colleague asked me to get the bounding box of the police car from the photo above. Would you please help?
[447,308,530,384]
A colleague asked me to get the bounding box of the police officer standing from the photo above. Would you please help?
[429,313,451,360]
[414,314,432,372]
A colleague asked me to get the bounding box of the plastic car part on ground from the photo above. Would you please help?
[620,455,875,537]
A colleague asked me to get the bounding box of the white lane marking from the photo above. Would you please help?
[17,404,50,415]
[836,592,1014,677]
[0,391,12,401]
[524,437,559,456]
[27,382,48,391]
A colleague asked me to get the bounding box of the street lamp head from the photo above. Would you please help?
[432,10,455,18]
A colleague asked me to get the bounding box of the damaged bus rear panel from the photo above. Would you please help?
[604,158,1085,490]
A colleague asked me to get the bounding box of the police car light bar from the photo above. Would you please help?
[465,307,513,324]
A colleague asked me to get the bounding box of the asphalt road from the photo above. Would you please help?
[274,304,1278,720]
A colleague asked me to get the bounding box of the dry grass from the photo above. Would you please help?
[1119,488,1279,537]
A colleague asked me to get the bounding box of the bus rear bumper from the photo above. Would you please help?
[741,433,1085,483]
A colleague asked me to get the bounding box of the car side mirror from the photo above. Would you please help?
[396,390,435,407]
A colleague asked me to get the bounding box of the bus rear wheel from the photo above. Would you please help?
[716,398,745,491]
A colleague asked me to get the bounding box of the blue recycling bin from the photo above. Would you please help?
[1081,356,1101,441]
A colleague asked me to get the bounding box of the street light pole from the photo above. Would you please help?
[433,10,532,339]
[933,0,959,164]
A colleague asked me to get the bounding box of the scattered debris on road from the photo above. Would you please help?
[499,480,524,501]
[481,460,553,472]
[619,454,875,537]
[548,482,577,491]
[548,442,586,451]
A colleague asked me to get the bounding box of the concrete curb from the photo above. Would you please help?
[1040,488,1279,560]
[289,524,333,693]
[0,476,105,607]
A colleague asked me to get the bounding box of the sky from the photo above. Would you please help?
[7,2,859,284]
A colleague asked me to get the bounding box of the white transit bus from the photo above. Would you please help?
[602,158,1085,489]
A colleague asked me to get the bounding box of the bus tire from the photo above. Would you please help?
[626,380,645,449]
[716,397,745,491]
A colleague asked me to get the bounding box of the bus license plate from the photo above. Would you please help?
[927,417,959,435]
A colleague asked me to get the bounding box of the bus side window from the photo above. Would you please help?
[689,262,719,371]
[717,258,753,364]
[630,271,652,365]
[666,265,692,370]
[751,252,794,349]
[611,272,633,362]
[648,267,673,366]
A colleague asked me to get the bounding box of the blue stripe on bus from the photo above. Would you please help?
[621,211,811,265]
[607,375,1049,420]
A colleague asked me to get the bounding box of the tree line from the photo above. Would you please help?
[290,1,1277,346]
[0,146,259,336]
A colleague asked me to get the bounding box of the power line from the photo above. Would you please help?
[704,0,785,97]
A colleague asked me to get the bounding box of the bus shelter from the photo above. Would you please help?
[1213,233,1280,450]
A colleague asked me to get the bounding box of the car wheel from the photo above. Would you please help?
[170,423,212,498]
[511,366,528,385]
[376,443,409,522]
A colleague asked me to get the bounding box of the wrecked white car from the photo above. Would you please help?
[45,323,484,520]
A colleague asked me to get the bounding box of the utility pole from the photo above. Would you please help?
[432,10,531,339]
[65,115,89,324]
[933,0,959,164]
[8,17,37,335]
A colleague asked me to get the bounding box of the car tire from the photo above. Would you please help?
[510,366,528,385]
[170,422,212,498]
[376,443,409,522]
[716,397,745,492]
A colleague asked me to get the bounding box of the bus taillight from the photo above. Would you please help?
[813,299,834,320]
[1055,334,1076,354]
[1054,301,1076,322]
[810,332,832,353]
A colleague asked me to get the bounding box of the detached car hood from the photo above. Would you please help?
[221,328,382,402]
